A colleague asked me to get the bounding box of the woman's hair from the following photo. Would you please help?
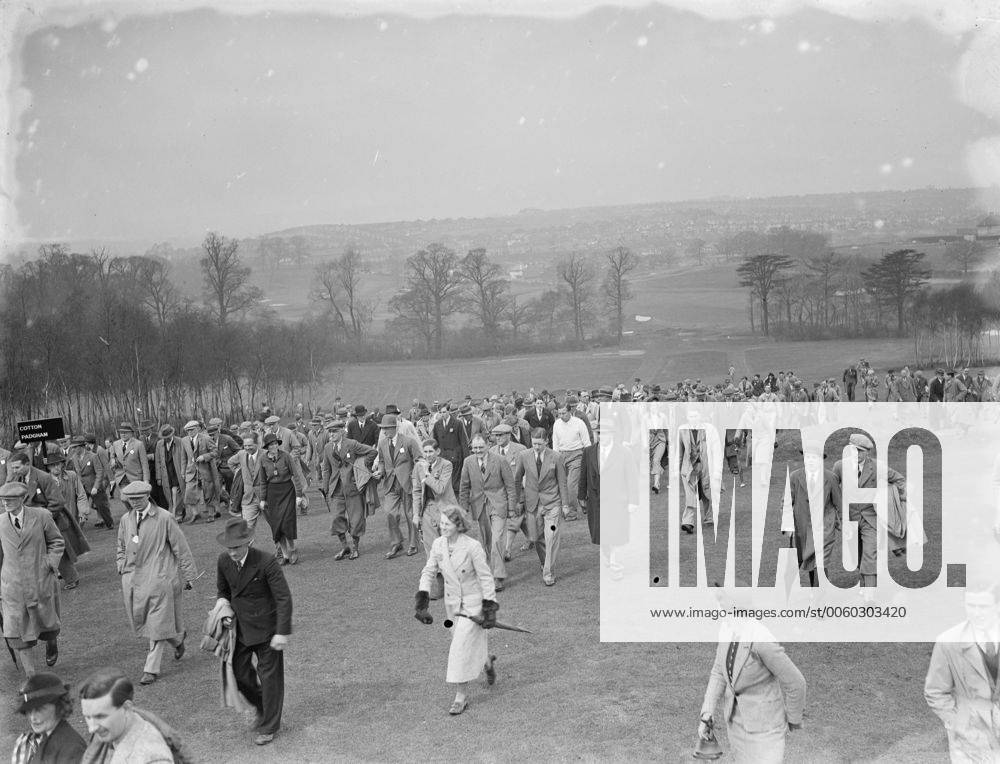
[439,504,469,533]
[421,438,439,450]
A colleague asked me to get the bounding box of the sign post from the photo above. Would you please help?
[16,417,66,443]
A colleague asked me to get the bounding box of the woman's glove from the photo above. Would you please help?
[414,590,433,625]
[481,599,499,629]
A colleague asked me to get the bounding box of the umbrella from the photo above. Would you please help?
[458,613,532,634]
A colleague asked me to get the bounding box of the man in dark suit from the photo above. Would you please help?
[788,439,842,588]
[216,517,292,747]
[524,397,555,445]
[432,402,469,494]
[347,405,379,447]
[68,435,114,529]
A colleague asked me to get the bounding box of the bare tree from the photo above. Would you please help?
[502,294,532,342]
[602,245,637,343]
[400,243,462,356]
[201,231,263,326]
[556,253,594,343]
[685,238,708,266]
[803,250,845,326]
[458,248,509,353]
[338,247,373,341]
[387,288,435,357]
[310,259,350,336]
[944,239,988,277]
[736,254,794,336]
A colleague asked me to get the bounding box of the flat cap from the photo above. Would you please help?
[264,415,281,425]
[325,419,346,430]
[0,482,30,499]
[183,420,201,430]
[849,433,874,450]
[491,423,513,434]
[121,481,152,497]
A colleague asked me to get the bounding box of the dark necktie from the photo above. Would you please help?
[389,440,396,465]
[726,639,740,681]
[691,430,701,463]
[480,458,487,478]
[536,452,543,475]
[13,515,21,531]
[136,511,144,532]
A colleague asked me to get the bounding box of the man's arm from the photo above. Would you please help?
[216,554,232,602]
[166,513,199,585]
[756,641,806,725]
[924,641,959,726]
[41,512,67,574]
[499,457,516,515]
[137,440,150,483]
[263,554,293,637]
[458,458,472,512]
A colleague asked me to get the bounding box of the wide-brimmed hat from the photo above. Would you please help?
[16,672,71,714]
[262,432,282,447]
[216,516,254,548]
[379,414,398,429]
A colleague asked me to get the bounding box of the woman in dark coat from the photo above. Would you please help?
[10,672,86,763]
[256,433,307,565]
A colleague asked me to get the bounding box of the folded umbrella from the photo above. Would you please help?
[458,613,532,634]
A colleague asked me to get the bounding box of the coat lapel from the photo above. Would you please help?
[232,552,257,595]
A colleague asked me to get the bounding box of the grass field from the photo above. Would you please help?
[0,477,954,763]
[0,339,974,763]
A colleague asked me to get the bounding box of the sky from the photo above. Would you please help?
[3,0,999,247]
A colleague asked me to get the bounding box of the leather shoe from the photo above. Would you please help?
[254,733,274,746]
[485,655,497,686]
[45,640,58,667]
[63,581,79,590]
[405,546,418,556]
[681,524,694,534]
[385,544,403,560]
[495,579,505,592]
[348,548,359,560]
[448,699,468,716]
[334,547,351,561]
[287,551,299,565]
[543,575,556,586]
[139,672,157,685]
[174,630,186,660]
[503,552,511,562]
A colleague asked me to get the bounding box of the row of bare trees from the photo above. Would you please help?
[385,244,640,357]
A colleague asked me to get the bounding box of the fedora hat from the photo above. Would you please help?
[216,516,254,547]
[384,404,401,415]
[118,422,135,433]
[69,435,87,447]
[262,432,282,447]
[159,425,175,437]
[17,672,71,714]
[379,414,398,429]
[43,453,65,466]
[459,404,473,416]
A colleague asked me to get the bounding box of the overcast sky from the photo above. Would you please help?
[6,2,996,245]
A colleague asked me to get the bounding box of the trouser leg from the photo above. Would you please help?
[58,553,79,585]
[254,642,285,735]
[420,510,444,599]
[562,450,583,517]
[144,640,169,675]
[541,504,562,579]
[16,645,38,676]
[242,501,261,535]
[489,514,507,580]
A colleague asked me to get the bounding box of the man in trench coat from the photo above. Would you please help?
[116,480,199,685]
[0,481,65,675]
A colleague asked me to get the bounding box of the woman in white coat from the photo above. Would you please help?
[414,504,498,715]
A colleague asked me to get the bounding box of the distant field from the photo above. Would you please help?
[303,335,923,410]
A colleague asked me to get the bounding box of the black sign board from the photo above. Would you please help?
[17,418,66,443]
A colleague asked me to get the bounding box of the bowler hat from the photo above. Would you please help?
[849,433,874,450]
[262,432,282,447]
[379,414,399,429]
[216,516,254,547]
[122,481,152,497]
[16,672,71,714]
[354,405,367,416]
[0,482,30,500]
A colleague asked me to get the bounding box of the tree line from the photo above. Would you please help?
[0,235,642,434]
[732,227,1000,366]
